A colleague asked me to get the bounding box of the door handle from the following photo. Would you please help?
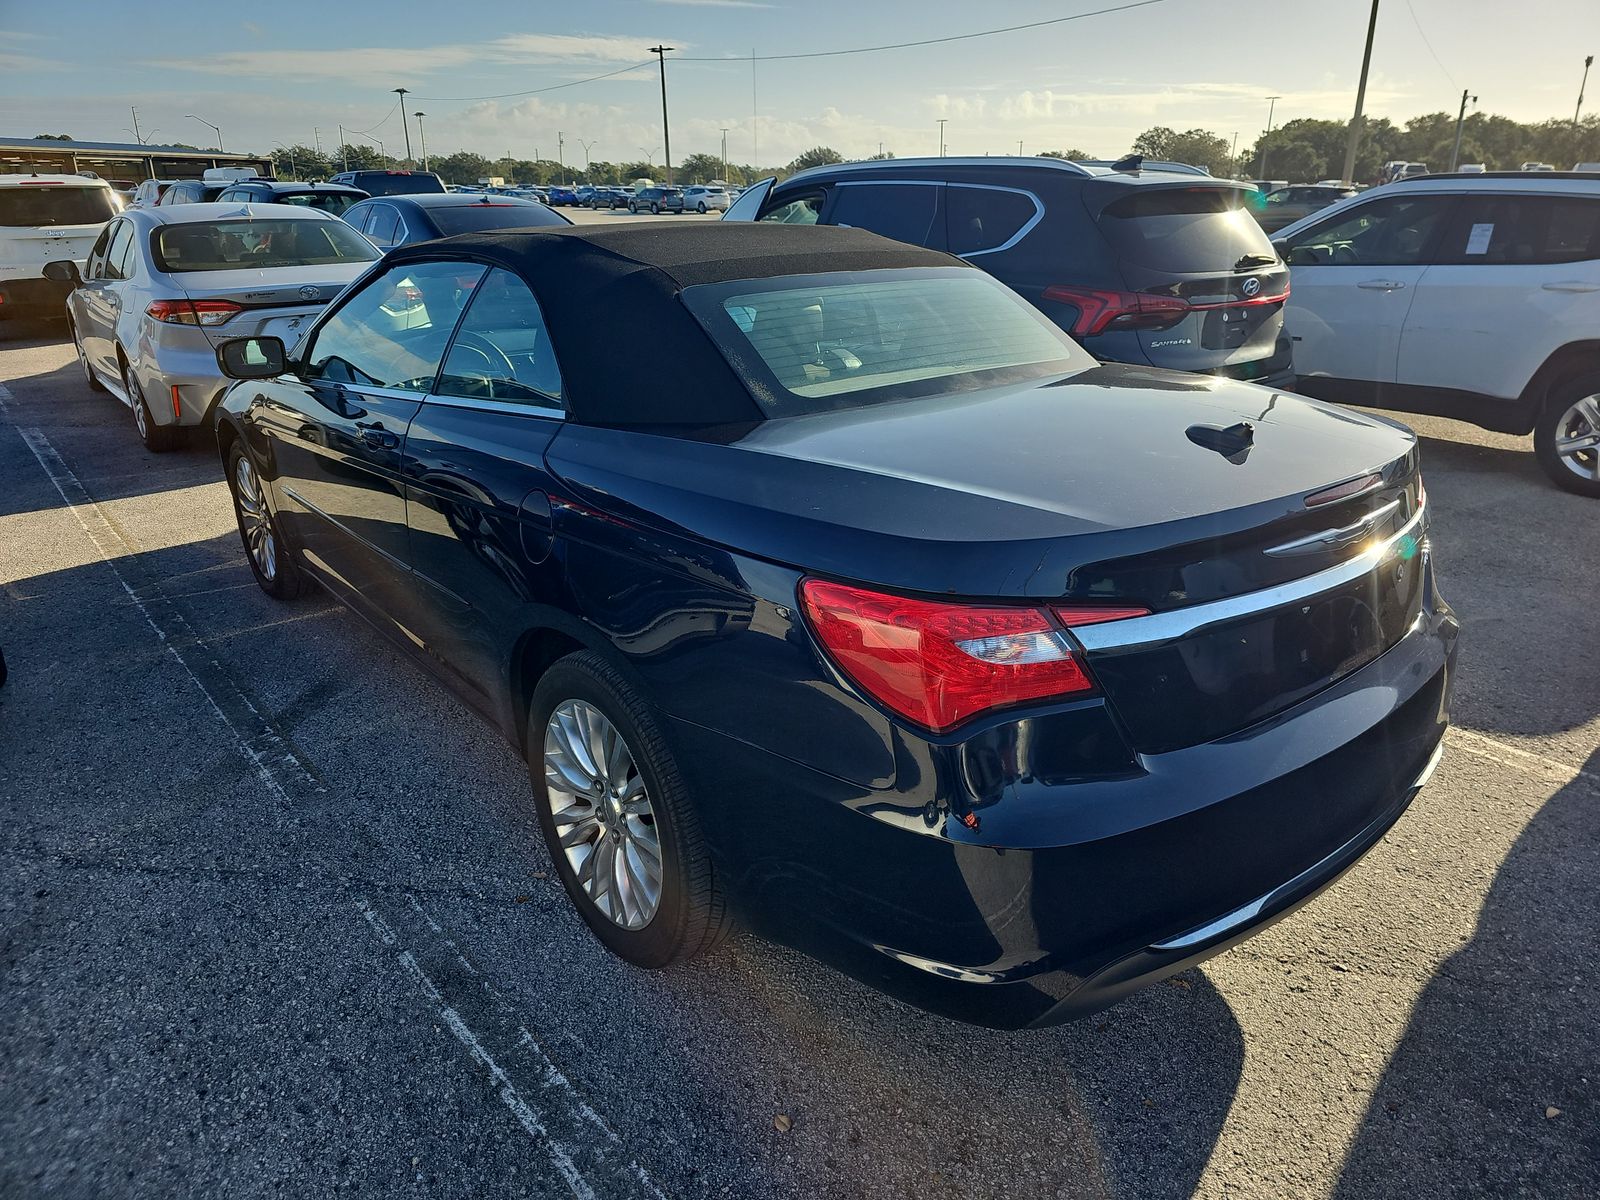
[356,421,400,450]
[1357,280,1406,291]
[1542,281,1600,293]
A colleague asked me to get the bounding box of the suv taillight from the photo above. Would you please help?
[1042,286,1191,336]
[799,579,1147,733]
[145,299,244,326]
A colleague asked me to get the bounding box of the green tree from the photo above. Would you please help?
[787,146,844,173]
[32,133,72,141]
[867,150,896,160]
[331,143,387,171]
[433,151,492,184]
[270,145,330,180]
[1039,148,1092,160]
[1131,127,1233,174]
[678,152,725,182]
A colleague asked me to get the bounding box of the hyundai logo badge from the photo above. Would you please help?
[1241,277,1262,297]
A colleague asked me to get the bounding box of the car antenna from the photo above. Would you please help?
[1111,154,1143,173]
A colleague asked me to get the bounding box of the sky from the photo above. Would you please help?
[1,0,1597,169]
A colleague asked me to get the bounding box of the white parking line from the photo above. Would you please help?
[14,424,318,805]
[357,895,668,1200]
[1446,727,1597,788]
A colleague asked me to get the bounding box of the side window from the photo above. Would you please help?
[437,268,563,407]
[827,183,942,249]
[85,224,113,279]
[365,204,401,247]
[346,205,374,236]
[102,222,134,281]
[1439,196,1600,265]
[1282,196,1452,266]
[758,193,823,225]
[302,261,485,391]
[946,186,1038,256]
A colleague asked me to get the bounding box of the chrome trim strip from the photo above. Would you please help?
[1071,500,1427,654]
[422,393,564,419]
[1263,498,1401,558]
[783,156,1095,187]
[947,183,1046,258]
[1150,738,1442,953]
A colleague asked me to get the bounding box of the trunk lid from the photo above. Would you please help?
[549,367,1423,752]
[170,264,367,346]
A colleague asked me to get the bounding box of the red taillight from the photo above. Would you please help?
[145,299,244,326]
[1042,285,1191,336]
[798,579,1148,733]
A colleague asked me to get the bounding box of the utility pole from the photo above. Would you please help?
[128,106,144,144]
[649,45,675,184]
[338,124,347,171]
[414,114,427,171]
[394,88,412,163]
[1017,139,1023,156]
[1230,131,1239,162]
[1577,55,1595,128]
[558,131,565,180]
[1257,95,1282,176]
[1449,89,1477,171]
[1340,0,1381,185]
[313,127,322,156]
[937,118,947,157]
[720,127,730,180]
[751,48,758,169]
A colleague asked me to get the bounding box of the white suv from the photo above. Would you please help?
[682,185,730,213]
[0,174,118,319]
[1273,172,1600,496]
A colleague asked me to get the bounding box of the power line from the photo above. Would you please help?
[1403,0,1457,89]
[675,0,1173,62]
[412,60,656,103]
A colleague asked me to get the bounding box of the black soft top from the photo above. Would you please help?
[385,223,965,426]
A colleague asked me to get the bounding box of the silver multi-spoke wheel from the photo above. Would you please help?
[543,699,663,930]
[1553,393,1600,482]
[233,454,277,582]
[128,372,149,439]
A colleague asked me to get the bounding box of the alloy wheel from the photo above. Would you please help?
[126,367,149,439]
[233,453,277,581]
[74,327,96,388]
[543,699,663,930]
[1553,393,1600,482]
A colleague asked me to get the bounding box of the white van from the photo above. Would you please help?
[0,174,117,318]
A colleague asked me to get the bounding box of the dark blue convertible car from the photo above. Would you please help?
[212,224,1456,1029]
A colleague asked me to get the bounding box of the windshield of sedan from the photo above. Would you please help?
[152,218,380,272]
[429,202,569,235]
[683,267,1084,415]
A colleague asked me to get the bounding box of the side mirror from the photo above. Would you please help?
[216,336,288,380]
[42,260,81,285]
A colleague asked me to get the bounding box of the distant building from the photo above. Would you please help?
[0,136,273,187]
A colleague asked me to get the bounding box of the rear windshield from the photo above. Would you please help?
[1098,187,1275,272]
[346,172,446,196]
[683,267,1083,416]
[0,186,117,227]
[274,191,363,216]
[153,219,380,272]
[429,203,568,235]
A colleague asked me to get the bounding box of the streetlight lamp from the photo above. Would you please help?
[1577,55,1595,128]
[648,46,676,184]
[639,147,659,168]
[579,138,597,177]
[1449,90,1478,171]
[720,127,730,180]
[394,88,413,163]
[413,113,428,172]
[186,114,223,152]
[1257,95,1283,177]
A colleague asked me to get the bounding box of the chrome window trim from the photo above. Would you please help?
[422,392,564,419]
[1072,499,1428,654]
[782,155,1093,188]
[946,183,1045,258]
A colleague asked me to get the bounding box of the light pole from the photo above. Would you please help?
[1577,55,1595,128]
[639,147,659,168]
[720,127,730,180]
[185,112,224,151]
[1017,139,1024,156]
[649,45,675,184]
[1340,0,1381,185]
[558,131,565,180]
[414,113,427,171]
[1257,95,1283,177]
[394,88,412,163]
[937,119,947,157]
[272,141,296,176]
[579,138,597,175]
[1449,89,1477,170]
[338,124,348,171]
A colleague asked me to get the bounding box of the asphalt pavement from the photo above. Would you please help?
[1,311,1595,1200]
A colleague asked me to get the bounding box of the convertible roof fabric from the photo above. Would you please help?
[387,223,965,426]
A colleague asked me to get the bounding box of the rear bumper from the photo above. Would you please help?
[133,336,232,427]
[665,587,1457,1029]
[0,275,73,316]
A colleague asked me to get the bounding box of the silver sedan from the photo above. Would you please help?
[46,202,380,451]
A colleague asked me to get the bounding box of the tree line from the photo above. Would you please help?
[260,107,1599,187]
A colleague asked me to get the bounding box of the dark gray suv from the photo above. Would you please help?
[724,157,1294,384]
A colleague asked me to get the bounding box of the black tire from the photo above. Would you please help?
[70,319,105,393]
[123,359,178,452]
[226,441,305,600]
[1533,371,1600,498]
[650,202,660,215]
[629,203,638,214]
[697,203,707,214]
[528,651,729,968]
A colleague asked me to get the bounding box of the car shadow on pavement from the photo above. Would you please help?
[1330,745,1600,1198]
